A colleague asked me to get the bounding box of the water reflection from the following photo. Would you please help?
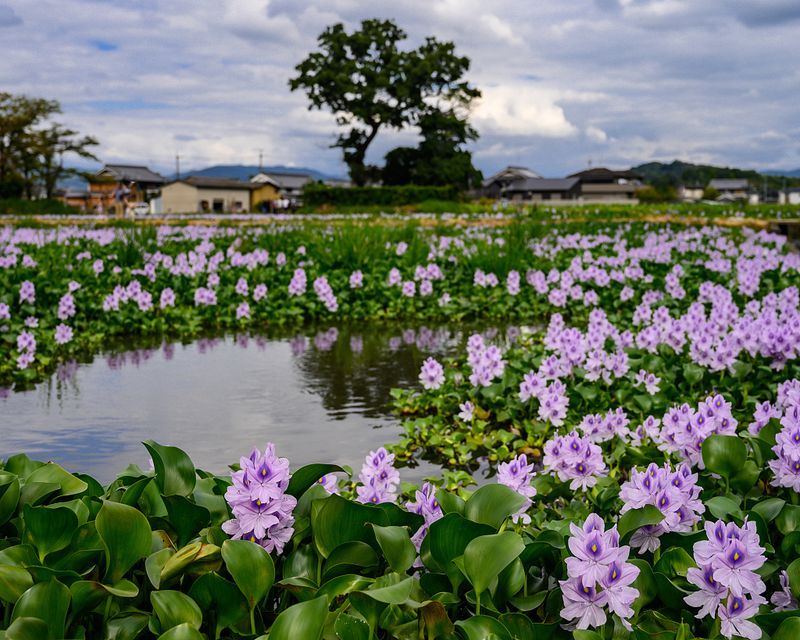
[1,323,526,484]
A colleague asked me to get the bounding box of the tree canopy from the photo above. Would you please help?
[289,19,480,187]
[0,92,98,199]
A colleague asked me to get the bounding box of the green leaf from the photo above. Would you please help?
[96,500,152,583]
[752,497,786,522]
[324,541,379,581]
[316,574,374,603]
[160,542,221,586]
[285,463,346,499]
[334,612,370,640]
[22,504,78,562]
[435,489,464,515]
[11,579,71,640]
[702,435,747,479]
[25,463,88,497]
[143,440,196,497]
[371,524,416,573]
[157,622,206,640]
[777,505,800,535]
[630,559,657,614]
[359,576,413,604]
[426,513,494,570]
[163,495,210,547]
[786,558,800,600]
[268,594,328,640]
[221,539,275,610]
[0,473,20,525]
[654,547,695,578]
[617,505,664,540]
[0,565,34,603]
[454,616,512,640]
[150,590,202,633]
[463,532,525,596]
[105,613,150,640]
[682,363,704,385]
[187,572,248,637]
[463,484,527,529]
[2,617,50,640]
[705,496,743,521]
[311,494,387,558]
[773,617,800,640]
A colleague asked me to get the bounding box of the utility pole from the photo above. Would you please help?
[176,154,181,180]
[258,149,263,171]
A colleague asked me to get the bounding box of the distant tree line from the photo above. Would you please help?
[290,19,482,192]
[0,92,98,200]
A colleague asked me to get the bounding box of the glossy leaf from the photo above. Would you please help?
[334,612,370,640]
[358,575,413,604]
[22,504,78,562]
[455,615,512,640]
[286,463,346,499]
[463,532,525,596]
[0,565,34,603]
[157,622,205,640]
[2,617,50,640]
[773,617,800,640]
[221,539,275,609]
[427,513,494,568]
[151,590,203,632]
[188,572,249,637]
[311,494,387,558]
[96,499,152,583]
[702,435,747,479]
[25,463,88,497]
[617,505,664,540]
[267,594,328,640]
[163,495,210,547]
[371,524,416,573]
[463,484,527,529]
[105,613,150,640]
[0,473,20,525]
[143,440,196,497]
[11,579,71,640]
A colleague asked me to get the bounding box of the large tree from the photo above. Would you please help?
[0,92,97,199]
[289,19,480,186]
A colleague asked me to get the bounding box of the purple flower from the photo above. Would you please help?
[194,287,217,306]
[560,577,608,630]
[419,357,445,390]
[0,303,9,321]
[54,323,73,345]
[317,473,340,495]
[235,277,249,296]
[24,316,38,328]
[401,281,415,297]
[719,594,766,640]
[356,447,399,504]
[406,482,443,557]
[159,288,175,309]
[771,570,798,612]
[457,401,474,422]
[236,301,251,320]
[92,259,104,275]
[543,432,607,491]
[19,280,35,304]
[253,283,268,301]
[497,454,537,524]
[288,268,307,296]
[349,270,363,288]
[222,444,296,554]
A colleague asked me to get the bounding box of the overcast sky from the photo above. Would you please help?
[2,0,798,177]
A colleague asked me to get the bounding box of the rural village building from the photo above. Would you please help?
[502,177,581,202]
[69,164,166,213]
[156,176,253,213]
[481,166,542,199]
[708,178,751,202]
[567,167,642,202]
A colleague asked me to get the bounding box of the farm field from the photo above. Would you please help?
[2,207,800,639]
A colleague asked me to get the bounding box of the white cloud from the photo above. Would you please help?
[473,86,578,138]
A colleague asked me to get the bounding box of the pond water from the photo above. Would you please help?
[1,323,524,484]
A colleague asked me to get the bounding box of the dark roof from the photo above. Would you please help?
[709,178,749,190]
[252,172,313,190]
[568,167,642,181]
[174,176,255,190]
[482,165,541,187]
[97,164,166,184]
[503,177,580,193]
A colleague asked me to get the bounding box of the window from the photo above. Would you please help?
[200,200,210,212]
[212,199,224,213]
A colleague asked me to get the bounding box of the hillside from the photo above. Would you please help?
[632,160,761,188]
[175,164,341,182]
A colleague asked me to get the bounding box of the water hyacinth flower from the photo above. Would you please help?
[619,462,704,553]
[349,270,363,288]
[54,323,73,345]
[497,454,537,524]
[633,369,660,395]
[419,357,445,390]
[317,473,340,495]
[543,432,607,490]
[235,277,249,296]
[0,302,9,321]
[236,302,251,320]
[253,283,268,301]
[356,447,399,504]
[457,401,474,422]
[769,399,800,490]
[560,514,639,630]
[401,281,416,297]
[19,280,35,304]
[771,571,798,612]
[288,268,307,296]
[222,444,297,554]
[406,482,443,556]
[24,316,38,328]
[193,287,217,306]
[159,288,176,309]
[685,519,767,639]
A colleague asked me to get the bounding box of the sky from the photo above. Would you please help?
[1,0,799,178]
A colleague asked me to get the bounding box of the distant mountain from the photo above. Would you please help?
[173,164,342,182]
[632,160,762,188]
[763,168,800,178]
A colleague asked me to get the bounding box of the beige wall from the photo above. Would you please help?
[160,183,251,213]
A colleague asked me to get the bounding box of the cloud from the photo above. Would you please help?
[0,3,21,27]
[0,0,797,177]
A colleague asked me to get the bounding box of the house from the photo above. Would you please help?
[250,172,314,202]
[679,185,705,202]
[87,164,166,213]
[568,167,642,202]
[156,177,254,213]
[502,177,581,202]
[779,188,800,205]
[708,179,750,202]
[481,166,542,198]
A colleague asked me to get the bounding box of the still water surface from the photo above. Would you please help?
[1,324,522,483]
